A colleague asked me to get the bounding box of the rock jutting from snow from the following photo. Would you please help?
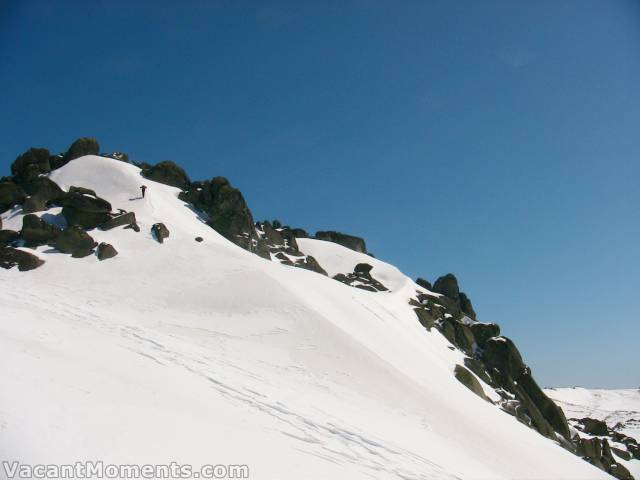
[180,177,258,252]
[454,364,490,402]
[20,214,61,247]
[416,277,432,290]
[0,245,44,271]
[142,160,191,190]
[99,211,137,231]
[54,137,100,169]
[151,223,170,243]
[433,273,477,320]
[11,147,51,183]
[314,230,367,253]
[96,242,118,261]
[50,226,98,258]
[61,190,112,229]
[0,180,26,214]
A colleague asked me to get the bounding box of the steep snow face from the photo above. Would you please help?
[0,156,609,479]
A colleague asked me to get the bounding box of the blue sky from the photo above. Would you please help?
[1,1,638,388]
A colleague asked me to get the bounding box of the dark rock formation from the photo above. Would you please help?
[0,230,19,246]
[21,177,65,204]
[469,322,500,348]
[151,223,170,243]
[68,185,97,197]
[354,263,373,275]
[142,160,190,189]
[11,147,51,183]
[518,372,571,440]
[22,196,47,213]
[180,177,257,251]
[99,211,137,231]
[62,190,112,229]
[454,365,489,401]
[459,292,476,320]
[20,214,61,247]
[574,436,633,479]
[333,263,388,292]
[293,255,327,275]
[433,273,476,319]
[482,336,526,380]
[441,317,475,355]
[0,180,26,213]
[416,277,432,290]
[575,417,609,436]
[50,226,97,258]
[54,137,100,168]
[414,308,436,331]
[96,242,118,261]
[0,246,44,271]
[195,236,203,242]
[433,273,460,301]
[290,228,308,238]
[463,357,493,385]
[315,231,366,253]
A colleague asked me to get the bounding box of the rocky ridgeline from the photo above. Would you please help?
[1,138,635,479]
[410,273,635,480]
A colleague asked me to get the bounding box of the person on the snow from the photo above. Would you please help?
[140,185,147,198]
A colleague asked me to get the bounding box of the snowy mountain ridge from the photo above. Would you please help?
[0,138,637,479]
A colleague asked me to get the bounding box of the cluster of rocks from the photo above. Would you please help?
[410,273,635,479]
[333,262,388,292]
[255,221,327,275]
[567,417,638,479]
[178,176,258,252]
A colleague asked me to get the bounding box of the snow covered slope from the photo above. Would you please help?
[0,156,610,479]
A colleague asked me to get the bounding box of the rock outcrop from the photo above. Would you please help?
[315,231,367,253]
[20,214,61,247]
[0,246,44,271]
[180,177,258,251]
[454,364,490,402]
[99,211,137,231]
[433,273,476,320]
[142,160,190,189]
[50,226,97,258]
[96,242,118,261]
[61,190,112,229]
[11,147,51,183]
[54,137,100,169]
[0,180,26,213]
[333,263,388,292]
[151,223,170,243]
[0,229,19,246]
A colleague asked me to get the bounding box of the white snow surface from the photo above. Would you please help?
[0,156,610,479]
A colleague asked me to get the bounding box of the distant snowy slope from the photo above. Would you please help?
[0,156,610,479]
[546,387,640,478]
[546,388,640,439]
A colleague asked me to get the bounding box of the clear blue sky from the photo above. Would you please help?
[1,1,638,388]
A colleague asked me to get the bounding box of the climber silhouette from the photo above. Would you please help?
[140,185,147,198]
